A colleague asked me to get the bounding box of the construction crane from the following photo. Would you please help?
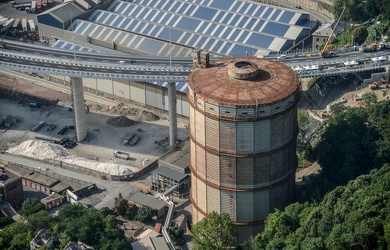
[319,6,346,58]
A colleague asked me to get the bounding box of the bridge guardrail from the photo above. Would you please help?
[0,49,191,72]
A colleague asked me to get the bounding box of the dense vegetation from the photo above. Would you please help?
[250,99,390,249]
[114,193,157,222]
[20,197,45,216]
[253,164,390,249]
[322,0,390,48]
[301,99,390,201]
[0,204,132,249]
[191,212,237,250]
[333,0,390,22]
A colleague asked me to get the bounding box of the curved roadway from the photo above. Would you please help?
[1,39,390,80]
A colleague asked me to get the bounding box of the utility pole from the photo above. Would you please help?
[70,10,76,61]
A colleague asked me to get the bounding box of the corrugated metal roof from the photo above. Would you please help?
[188,57,300,106]
[152,165,189,182]
[38,2,85,23]
[128,192,167,210]
[69,0,314,56]
[23,172,59,187]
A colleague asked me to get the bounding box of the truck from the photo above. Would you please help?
[30,1,36,13]
[359,43,377,53]
[122,132,139,146]
[37,0,42,12]
[113,151,129,160]
[14,2,32,10]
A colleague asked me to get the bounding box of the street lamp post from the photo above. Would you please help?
[72,36,76,61]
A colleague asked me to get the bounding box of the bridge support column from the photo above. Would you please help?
[168,82,177,147]
[71,77,87,142]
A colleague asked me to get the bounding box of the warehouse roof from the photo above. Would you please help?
[128,192,167,210]
[152,165,189,183]
[69,0,315,56]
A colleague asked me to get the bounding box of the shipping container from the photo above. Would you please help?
[31,1,36,12]
[0,18,8,26]
[12,18,20,28]
[28,20,35,31]
[1,19,15,33]
[22,18,27,31]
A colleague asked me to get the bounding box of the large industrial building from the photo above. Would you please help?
[38,0,316,56]
[188,56,300,241]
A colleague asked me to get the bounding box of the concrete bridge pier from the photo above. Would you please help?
[71,77,87,142]
[168,82,178,147]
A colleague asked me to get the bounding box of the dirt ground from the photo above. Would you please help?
[0,72,189,170]
[3,71,386,180]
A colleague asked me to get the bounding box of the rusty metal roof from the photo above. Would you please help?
[188,57,300,106]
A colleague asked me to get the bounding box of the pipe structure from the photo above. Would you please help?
[71,77,87,142]
[168,82,178,147]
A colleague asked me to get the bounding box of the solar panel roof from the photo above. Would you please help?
[52,40,103,53]
[68,0,314,56]
[70,19,193,57]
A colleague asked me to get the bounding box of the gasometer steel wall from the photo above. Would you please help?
[188,57,300,241]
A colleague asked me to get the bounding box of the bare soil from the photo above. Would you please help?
[0,74,72,104]
[0,72,189,170]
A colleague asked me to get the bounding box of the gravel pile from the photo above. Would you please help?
[138,111,160,121]
[107,115,135,127]
[90,104,105,111]
[7,140,137,176]
[108,103,137,116]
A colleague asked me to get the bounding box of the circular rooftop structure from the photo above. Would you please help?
[188,57,300,107]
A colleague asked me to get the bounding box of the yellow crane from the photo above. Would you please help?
[319,6,346,58]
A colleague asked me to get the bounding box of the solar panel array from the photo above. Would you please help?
[52,40,103,53]
[153,80,189,93]
[69,0,312,56]
[70,19,193,57]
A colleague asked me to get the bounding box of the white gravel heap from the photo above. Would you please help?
[7,140,137,176]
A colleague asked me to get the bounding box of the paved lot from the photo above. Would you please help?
[0,70,189,209]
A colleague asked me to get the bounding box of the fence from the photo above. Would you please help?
[0,156,95,193]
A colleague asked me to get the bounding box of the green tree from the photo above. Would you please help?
[22,197,39,211]
[25,210,51,232]
[253,164,390,249]
[0,217,14,228]
[329,102,347,116]
[58,204,87,221]
[361,92,378,106]
[297,109,312,153]
[169,226,184,246]
[192,212,237,250]
[125,204,138,220]
[21,197,45,216]
[352,26,369,45]
[134,206,156,223]
[98,207,115,217]
[114,193,128,216]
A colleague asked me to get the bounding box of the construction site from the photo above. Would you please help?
[0,53,389,247]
